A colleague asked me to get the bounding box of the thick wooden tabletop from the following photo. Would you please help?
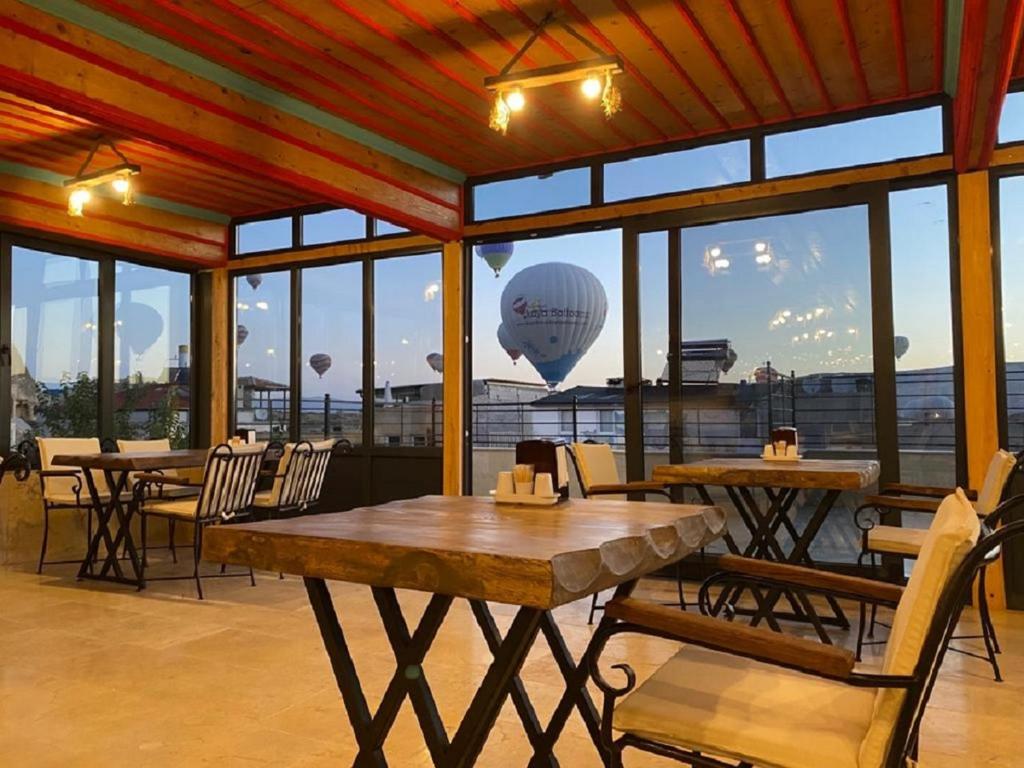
[203,495,726,609]
[52,449,208,472]
[652,458,880,491]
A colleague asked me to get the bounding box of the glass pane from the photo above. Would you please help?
[766,107,943,177]
[999,91,1024,144]
[605,140,750,201]
[11,247,99,443]
[301,262,362,445]
[639,231,670,478]
[889,186,956,485]
[678,206,875,563]
[1001,176,1024,450]
[302,209,366,245]
[469,231,624,493]
[473,167,590,221]
[234,271,291,441]
[373,253,443,447]
[235,218,292,254]
[375,219,409,236]
[113,263,192,447]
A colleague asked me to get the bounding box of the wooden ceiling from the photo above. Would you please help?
[0,90,322,218]
[73,0,948,177]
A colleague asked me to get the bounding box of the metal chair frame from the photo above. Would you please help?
[589,495,1024,768]
[256,440,334,519]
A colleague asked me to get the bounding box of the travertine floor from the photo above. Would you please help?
[1,559,1022,767]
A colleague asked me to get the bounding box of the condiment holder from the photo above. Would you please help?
[762,427,801,461]
[491,467,560,506]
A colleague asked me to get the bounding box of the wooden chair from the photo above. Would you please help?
[35,437,110,574]
[853,448,1022,679]
[251,439,334,518]
[133,443,265,599]
[568,441,682,623]
[589,489,1022,768]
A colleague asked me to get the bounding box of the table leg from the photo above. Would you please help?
[77,469,141,585]
[98,469,142,583]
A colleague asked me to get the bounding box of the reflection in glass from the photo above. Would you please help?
[234,271,291,440]
[889,186,955,484]
[473,167,590,221]
[301,262,362,444]
[1001,176,1024,449]
[605,140,750,201]
[114,263,192,446]
[374,253,443,447]
[11,247,99,443]
[639,231,670,477]
[302,209,366,245]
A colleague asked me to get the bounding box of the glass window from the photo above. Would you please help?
[235,217,293,254]
[300,262,362,444]
[469,230,624,493]
[472,167,590,221]
[11,247,99,443]
[889,186,956,485]
[765,107,944,177]
[605,140,750,201]
[113,263,192,447]
[373,253,443,447]
[375,219,409,236]
[999,91,1024,144]
[302,209,367,246]
[639,231,670,476]
[234,271,291,441]
[1001,176,1024,450]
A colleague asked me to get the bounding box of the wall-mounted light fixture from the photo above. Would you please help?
[64,136,141,217]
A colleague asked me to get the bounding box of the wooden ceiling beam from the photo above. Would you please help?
[778,0,834,111]
[953,0,1024,171]
[724,0,795,119]
[933,0,946,90]
[0,1,463,240]
[834,0,871,105]
[888,0,911,96]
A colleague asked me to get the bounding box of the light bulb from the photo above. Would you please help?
[755,253,772,265]
[505,88,525,112]
[68,187,90,217]
[754,241,768,253]
[112,177,130,194]
[713,256,730,270]
[581,75,602,99]
[709,246,722,258]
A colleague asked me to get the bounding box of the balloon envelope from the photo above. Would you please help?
[236,324,249,346]
[245,274,263,291]
[116,301,164,357]
[309,353,332,378]
[497,323,522,363]
[894,335,910,359]
[476,242,514,277]
[426,352,444,373]
[500,262,607,389]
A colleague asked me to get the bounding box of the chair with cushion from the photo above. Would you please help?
[35,437,109,574]
[568,441,685,623]
[590,489,1019,768]
[134,442,266,599]
[251,439,334,518]
[854,449,1022,678]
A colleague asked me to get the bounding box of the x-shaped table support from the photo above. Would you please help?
[77,468,143,587]
[305,577,635,767]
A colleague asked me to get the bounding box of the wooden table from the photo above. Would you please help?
[53,449,208,588]
[203,495,725,768]
[652,458,880,639]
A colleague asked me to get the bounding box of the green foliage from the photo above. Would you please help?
[35,373,98,437]
[145,389,189,449]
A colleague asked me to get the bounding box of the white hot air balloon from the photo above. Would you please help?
[426,352,444,374]
[500,262,607,389]
[894,335,910,360]
[476,242,514,277]
[497,323,522,364]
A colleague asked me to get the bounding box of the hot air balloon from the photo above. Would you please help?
[426,352,444,374]
[245,274,263,291]
[115,302,164,357]
[500,262,607,389]
[894,335,910,360]
[476,242,514,277]
[497,323,522,364]
[236,324,249,346]
[309,353,332,378]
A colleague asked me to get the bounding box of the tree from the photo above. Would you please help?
[34,373,98,437]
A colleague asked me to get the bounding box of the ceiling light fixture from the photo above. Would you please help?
[64,136,141,217]
[486,12,623,134]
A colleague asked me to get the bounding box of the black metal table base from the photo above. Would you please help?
[77,468,144,588]
[693,483,848,640]
[304,577,637,767]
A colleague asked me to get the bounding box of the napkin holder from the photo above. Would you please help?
[515,440,570,500]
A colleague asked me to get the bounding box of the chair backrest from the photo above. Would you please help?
[859,488,980,767]
[571,442,623,499]
[36,437,104,501]
[975,448,1017,516]
[117,438,177,487]
[194,443,266,521]
[276,439,334,511]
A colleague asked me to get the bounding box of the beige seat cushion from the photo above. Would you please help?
[47,491,111,507]
[975,449,1017,516]
[572,442,625,500]
[613,645,875,768]
[866,525,927,556]
[143,498,199,520]
[251,489,274,508]
[37,437,105,502]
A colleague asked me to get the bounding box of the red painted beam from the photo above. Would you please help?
[888,0,910,96]
[778,0,834,110]
[724,0,795,118]
[934,0,946,91]
[834,0,870,105]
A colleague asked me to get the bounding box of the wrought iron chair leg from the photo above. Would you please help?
[977,569,1003,682]
[168,519,177,564]
[249,565,256,587]
[980,567,1002,655]
[141,510,148,568]
[867,551,879,639]
[37,505,49,575]
[193,523,204,600]
[856,600,867,661]
[87,505,94,575]
[588,592,600,625]
[676,562,686,611]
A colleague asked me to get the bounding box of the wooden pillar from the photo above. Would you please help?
[442,240,465,495]
[957,170,1004,608]
[208,267,230,446]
